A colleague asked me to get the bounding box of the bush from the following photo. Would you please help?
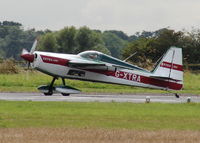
[0,59,19,74]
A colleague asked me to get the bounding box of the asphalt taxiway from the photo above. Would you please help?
[0,93,199,103]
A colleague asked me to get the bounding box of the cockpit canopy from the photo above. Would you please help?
[78,51,100,61]
[78,51,146,71]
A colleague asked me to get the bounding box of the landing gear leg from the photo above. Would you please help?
[62,78,66,86]
[44,77,57,96]
[175,93,180,98]
[61,78,70,96]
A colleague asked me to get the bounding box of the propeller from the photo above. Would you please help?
[30,40,38,54]
[21,39,38,69]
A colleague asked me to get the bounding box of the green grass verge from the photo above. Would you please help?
[0,101,200,130]
[0,71,199,94]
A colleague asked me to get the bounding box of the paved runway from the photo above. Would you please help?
[0,92,199,103]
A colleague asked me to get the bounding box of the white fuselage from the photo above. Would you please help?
[32,51,182,91]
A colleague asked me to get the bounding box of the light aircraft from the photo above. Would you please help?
[21,40,183,97]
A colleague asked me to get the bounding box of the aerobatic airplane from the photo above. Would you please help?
[21,40,183,97]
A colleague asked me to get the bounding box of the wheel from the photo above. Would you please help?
[175,93,179,98]
[61,93,70,96]
[44,92,53,96]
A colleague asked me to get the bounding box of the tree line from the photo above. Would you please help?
[0,21,43,60]
[123,28,200,68]
[0,21,200,67]
[37,26,127,59]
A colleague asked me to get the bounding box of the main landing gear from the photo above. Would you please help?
[44,77,57,96]
[60,78,70,96]
[38,76,81,96]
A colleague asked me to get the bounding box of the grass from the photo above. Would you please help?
[0,101,200,130]
[1,100,200,142]
[0,70,199,94]
[0,70,199,142]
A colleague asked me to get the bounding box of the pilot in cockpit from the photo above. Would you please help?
[89,53,98,60]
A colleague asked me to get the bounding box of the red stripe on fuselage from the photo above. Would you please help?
[160,61,183,71]
[140,76,182,90]
[41,55,69,66]
[89,70,182,90]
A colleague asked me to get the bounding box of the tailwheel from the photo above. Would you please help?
[61,93,70,96]
[166,90,180,98]
[175,93,180,98]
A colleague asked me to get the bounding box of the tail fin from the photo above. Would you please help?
[151,47,183,90]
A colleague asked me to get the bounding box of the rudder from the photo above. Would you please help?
[151,47,183,90]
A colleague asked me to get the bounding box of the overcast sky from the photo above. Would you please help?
[0,0,200,35]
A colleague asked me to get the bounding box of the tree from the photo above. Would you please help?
[122,28,185,69]
[75,26,92,52]
[122,38,155,69]
[102,32,127,58]
[38,33,57,52]
[0,21,40,60]
[92,44,111,55]
[181,29,200,64]
[140,31,155,38]
[56,26,77,54]
[128,35,138,42]
[75,26,106,53]
[2,21,22,27]
[105,30,129,40]
[149,29,184,61]
[1,26,30,60]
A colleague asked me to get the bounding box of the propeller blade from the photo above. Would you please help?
[21,39,38,70]
[30,39,38,54]
[21,48,29,55]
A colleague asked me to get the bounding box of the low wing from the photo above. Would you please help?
[112,64,137,70]
[68,59,116,71]
[68,58,145,72]
[69,59,105,67]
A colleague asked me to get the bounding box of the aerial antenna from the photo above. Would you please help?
[123,52,137,62]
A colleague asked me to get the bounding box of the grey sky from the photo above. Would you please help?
[0,0,200,35]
